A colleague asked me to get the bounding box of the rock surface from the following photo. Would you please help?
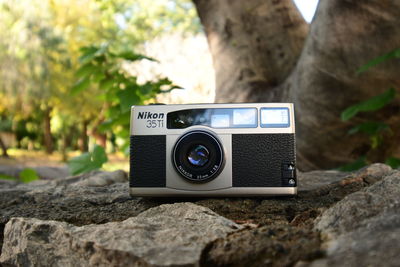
[312,171,400,267]
[0,203,242,266]
[0,165,70,180]
[0,163,398,266]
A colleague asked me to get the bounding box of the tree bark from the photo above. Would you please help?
[194,0,400,170]
[0,136,9,157]
[61,134,68,162]
[79,120,89,152]
[43,107,54,154]
[194,0,308,102]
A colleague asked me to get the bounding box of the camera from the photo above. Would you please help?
[129,103,297,196]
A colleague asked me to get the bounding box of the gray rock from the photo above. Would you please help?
[0,170,163,247]
[297,169,348,192]
[0,164,398,266]
[0,203,242,266]
[72,170,127,187]
[0,165,70,180]
[312,171,400,267]
[315,170,399,236]
[34,166,71,180]
[299,163,392,194]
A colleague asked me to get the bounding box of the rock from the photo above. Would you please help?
[0,170,164,254]
[315,170,399,236]
[0,179,18,189]
[0,165,70,180]
[297,170,348,192]
[72,170,127,187]
[0,203,242,266]
[312,170,400,266]
[201,224,323,266]
[0,164,398,266]
[34,166,71,180]
[298,163,392,193]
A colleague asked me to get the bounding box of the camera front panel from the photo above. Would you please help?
[129,103,297,196]
[232,133,296,187]
[130,135,166,187]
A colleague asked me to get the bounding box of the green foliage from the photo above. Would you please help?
[68,145,108,175]
[336,156,367,172]
[0,168,39,183]
[385,157,400,169]
[357,48,400,74]
[339,48,400,171]
[0,118,12,132]
[74,44,180,154]
[19,168,40,183]
[340,89,397,171]
[341,88,396,121]
[348,122,389,136]
[0,174,16,181]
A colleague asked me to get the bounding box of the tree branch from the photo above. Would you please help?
[193,0,308,102]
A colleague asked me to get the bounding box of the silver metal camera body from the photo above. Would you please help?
[130,103,297,196]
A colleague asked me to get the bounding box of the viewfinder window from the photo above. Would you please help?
[260,108,290,128]
[211,114,230,128]
[232,108,257,127]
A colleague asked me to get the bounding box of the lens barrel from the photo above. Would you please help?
[173,130,224,182]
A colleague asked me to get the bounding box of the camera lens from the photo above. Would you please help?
[173,130,224,182]
[187,145,209,167]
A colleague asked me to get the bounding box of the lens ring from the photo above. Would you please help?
[173,130,224,183]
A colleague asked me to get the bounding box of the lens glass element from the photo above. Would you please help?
[187,145,209,167]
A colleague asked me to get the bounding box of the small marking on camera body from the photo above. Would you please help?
[146,119,164,128]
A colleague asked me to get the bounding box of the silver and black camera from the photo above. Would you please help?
[129,103,297,196]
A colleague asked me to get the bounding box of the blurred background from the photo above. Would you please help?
[0,0,318,176]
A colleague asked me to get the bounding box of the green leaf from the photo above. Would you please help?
[336,156,367,172]
[68,153,93,175]
[67,145,107,175]
[139,83,155,95]
[92,70,106,83]
[113,51,157,62]
[97,120,114,132]
[99,78,115,90]
[19,168,39,183]
[79,46,99,64]
[112,111,131,126]
[71,77,91,95]
[76,63,98,79]
[117,88,141,113]
[385,157,400,169]
[0,174,16,180]
[341,88,396,121]
[357,48,400,74]
[348,122,389,136]
[92,145,108,167]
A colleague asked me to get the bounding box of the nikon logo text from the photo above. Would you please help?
[137,112,164,119]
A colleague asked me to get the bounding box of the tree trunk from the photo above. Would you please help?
[194,0,308,102]
[43,107,54,154]
[194,0,400,170]
[61,134,68,162]
[79,120,89,152]
[0,136,9,157]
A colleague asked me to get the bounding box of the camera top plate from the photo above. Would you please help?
[130,103,295,136]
